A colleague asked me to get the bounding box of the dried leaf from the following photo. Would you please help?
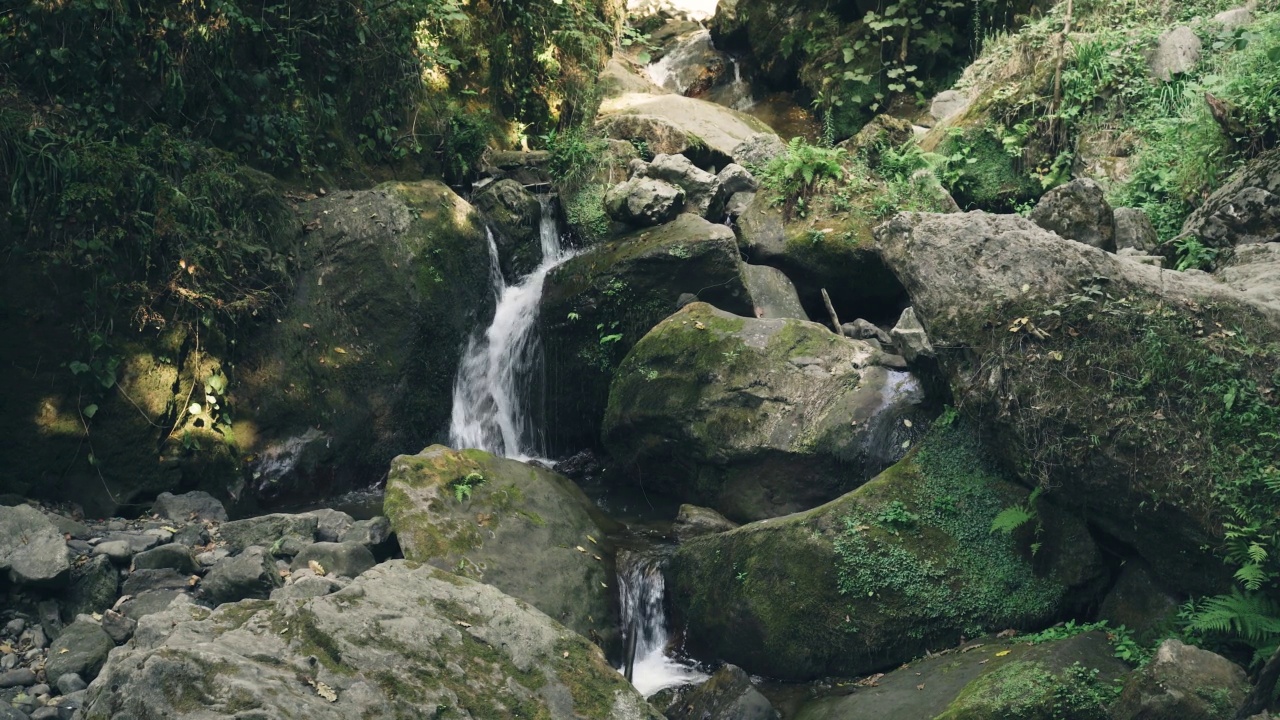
[995,650,1011,657]
[455,620,472,628]
[161,526,179,533]
[308,560,326,576]
[916,683,925,690]
[694,321,706,330]
[313,680,337,702]
[334,347,347,354]
[575,545,586,553]
[562,651,570,658]
[586,535,597,544]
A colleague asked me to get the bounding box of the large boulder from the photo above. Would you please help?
[1177,147,1280,249]
[1029,178,1116,251]
[874,211,1280,595]
[1150,26,1202,81]
[384,446,618,645]
[473,178,543,280]
[44,620,114,683]
[236,180,494,503]
[0,505,70,587]
[605,177,686,227]
[217,513,318,554]
[1214,242,1280,314]
[541,214,757,452]
[665,664,778,720]
[668,422,1084,681]
[596,93,777,166]
[1114,207,1160,253]
[741,264,807,320]
[83,562,661,720]
[604,303,933,521]
[1114,639,1248,720]
[640,154,724,219]
[151,490,228,523]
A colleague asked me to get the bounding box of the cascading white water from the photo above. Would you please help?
[448,196,569,460]
[617,550,708,697]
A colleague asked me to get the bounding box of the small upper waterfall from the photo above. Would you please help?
[448,196,568,460]
[617,550,708,697]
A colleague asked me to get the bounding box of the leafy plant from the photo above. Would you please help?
[1172,235,1220,271]
[451,472,485,502]
[760,137,847,214]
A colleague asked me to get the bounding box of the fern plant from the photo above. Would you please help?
[760,137,847,214]
[1182,589,1280,666]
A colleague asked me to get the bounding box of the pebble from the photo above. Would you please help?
[1,653,16,670]
[0,667,37,688]
[55,673,87,695]
[3,619,25,636]
[31,706,61,719]
[91,540,133,563]
[29,684,49,696]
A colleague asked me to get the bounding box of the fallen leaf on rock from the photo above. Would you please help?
[455,620,472,628]
[586,535,597,544]
[995,650,1011,657]
[310,679,337,702]
[309,560,326,576]
[695,321,706,330]
[575,546,586,553]
[917,683,925,691]
[562,651,570,659]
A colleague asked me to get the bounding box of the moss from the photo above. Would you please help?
[940,129,1040,212]
[553,635,637,719]
[937,660,1117,720]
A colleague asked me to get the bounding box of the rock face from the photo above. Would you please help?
[1029,178,1116,251]
[605,303,932,521]
[597,93,777,166]
[1178,147,1280,248]
[668,423,1080,681]
[473,178,543,280]
[237,180,494,503]
[83,562,661,720]
[541,214,756,452]
[741,264,808,320]
[641,154,724,219]
[0,504,70,586]
[874,211,1280,594]
[1215,242,1280,314]
[384,446,617,645]
[1115,639,1248,720]
[665,664,778,720]
[606,177,686,226]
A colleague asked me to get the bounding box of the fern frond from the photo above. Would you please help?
[1185,590,1280,644]
[990,506,1034,534]
[1235,563,1270,591]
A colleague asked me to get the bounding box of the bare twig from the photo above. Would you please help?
[822,288,843,337]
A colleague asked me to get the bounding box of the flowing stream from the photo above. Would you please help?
[448,196,568,460]
[617,549,709,697]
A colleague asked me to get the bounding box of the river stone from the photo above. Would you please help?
[642,154,724,219]
[131,543,198,575]
[150,491,227,523]
[55,673,87,695]
[289,542,375,579]
[100,609,136,644]
[45,621,113,684]
[301,509,355,543]
[1150,25,1202,81]
[217,513,318,554]
[873,210,1280,595]
[890,306,934,362]
[931,89,970,122]
[740,264,807,320]
[63,555,119,620]
[82,562,660,720]
[672,505,738,542]
[716,163,757,195]
[473,178,542,280]
[385,447,618,646]
[669,423,1079,681]
[200,546,281,606]
[605,177,686,227]
[541,213,756,452]
[119,590,184,620]
[339,516,394,554]
[1115,639,1248,720]
[270,573,344,600]
[0,668,36,688]
[1177,147,1280,248]
[666,664,778,720]
[1114,207,1160,252]
[1029,178,1116,251]
[122,568,190,596]
[0,505,70,587]
[604,303,933,522]
[597,93,777,166]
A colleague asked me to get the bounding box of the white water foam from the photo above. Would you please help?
[618,551,709,697]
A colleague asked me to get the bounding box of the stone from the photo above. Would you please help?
[843,318,892,344]
[171,524,208,547]
[385,447,618,646]
[604,303,933,521]
[669,423,1082,681]
[605,177,686,227]
[46,514,90,541]
[1150,26,1202,81]
[63,556,119,621]
[0,505,70,587]
[289,542,375,580]
[99,533,157,554]
[54,674,86,696]
[1115,639,1248,720]
[1213,2,1256,31]
[3,619,24,635]
[44,621,113,684]
[725,190,754,220]
[715,163,757,196]
[597,93,777,166]
[30,708,58,720]
[844,115,916,166]
[1177,147,1280,248]
[150,491,227,523]
[672,505,737,542]
[600,56,666,98]
[199,546,281,606]
[1099,561,1179,642]
[642,154,724,219]
[472,178,543,280]
[1117,247,1165,267]
[119,590,184,621]
[890,307,935,362]
[130,544,198,575]
[270,574,344,601]
[121,568,189,596]
[731,134,786,171]
[1215,242,1280,315]
[741,264,807,320]
[1114,207,1160,252]
[216,513,318,554]
[1029,178,1116,251]
[338,516,393,550]
[82,562,659,720]
[89,541,132,564]
[0,668,36,688]
[931,89,970,122]
[301,509,355,544]
[665,664,777,720]
[99,610,136,644]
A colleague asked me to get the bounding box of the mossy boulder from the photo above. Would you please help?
[874,211,1280,595]
[596,93,776,167]
[603,302,933,522]
[667,422,1083,681]
[83,562,661,720]
[384,446,619,646]
[236,181,493,503]
[540,214,756,453]
[473,179,543,281]
[796,631,1129,720]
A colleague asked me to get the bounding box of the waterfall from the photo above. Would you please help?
[448,196,568,460]
[617,550,708,697]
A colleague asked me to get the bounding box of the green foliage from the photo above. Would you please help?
[1022,620,1151,667]
[543,128,607,190]
[451,472,485,503]
[760,137,847,213]
[875,500,920,533]
[1172,236,1220,271]
[941,659,1119,720]
[1181,590,1280,665]
[562,183,610,244]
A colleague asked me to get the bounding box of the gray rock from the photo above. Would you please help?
[46,515,90,541]
[54,674,86,696]
[63,556,118,621]
[1114,207,1160,252]
[843,318,892,344]
[302,509,356,543]
[1150,25,1202,81]
[0,505,70,587]
[36,601,61,640]
[930,89,970,122]
[731,133,786,171]
[716,163,757,196]
[99,610,136,644]
[151,491,227,523]
[119,590,184,621]
[100,534,157,554]
[289,542,375,580]
[644,154,724,219]
[1029,178,1116,251]
[131,544,197,575]
[216,514,318,554]
[472,179,542,280]
[1115,639,1248,719]
[121,568,189,596]
[28,708,57,720]
[1215,242,1280,315]
[338,516,392,549]
[672,504,738,541]
[44,621,113,684]
[3,619,24,636]
[82,562,660,720]
[200,546,281,605]
[1213,2,1255,31]
[725,191,754,220]
[270,573,345,600]
[1178,148,1280,248]
[598,92,776,166]
[605,177,686,227]
[170,524,208,547]
[666,664,778,720]
[0,668,36,688]
[741,264,807,320]
[89,541,132,564]
[1099,561,1179,642]
[627,157,649,179]
[1117,247,1165,267]
[890,307,934,362]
